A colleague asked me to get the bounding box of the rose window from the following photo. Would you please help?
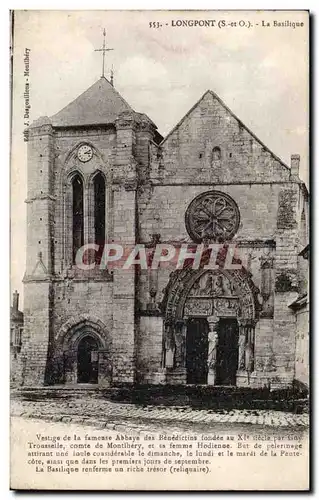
[185,190,240,242]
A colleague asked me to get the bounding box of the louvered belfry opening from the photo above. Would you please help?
[72,174,84,263]
[94,173,106,264]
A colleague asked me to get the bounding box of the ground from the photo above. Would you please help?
[10,389,309,490]
[11,390,309,433]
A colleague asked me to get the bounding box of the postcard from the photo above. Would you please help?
[10,10,309,490]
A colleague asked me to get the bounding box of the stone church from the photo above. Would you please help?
[16,74,309,389]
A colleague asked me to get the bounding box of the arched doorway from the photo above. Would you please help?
[57,318,111,386]
[77,335,99,384]
[162,267,261,386]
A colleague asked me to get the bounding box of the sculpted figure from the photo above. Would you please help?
[207,330,219,370]
[238,330,246,370]
[190,279,201,296]
[225,278,235,295]
[213,275,225,295]
[164,328,175,368]
[203,275,213,295]
[245,342,254,373]
[174,328,185,367]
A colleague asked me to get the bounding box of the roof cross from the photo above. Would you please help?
[94,28,114,78]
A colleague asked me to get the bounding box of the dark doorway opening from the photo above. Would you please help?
[186,318,209,384]
[215,319,239,386]
[77,335,99,384]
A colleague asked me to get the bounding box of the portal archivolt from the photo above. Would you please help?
[162,267,261,325]
[161,267,261,385]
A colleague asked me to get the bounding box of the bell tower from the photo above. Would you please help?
[19,39,162,386]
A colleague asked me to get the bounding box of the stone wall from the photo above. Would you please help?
[295,305,309,387]
[136,316,164,383]
[52,280,113,335]
[10,323,24,386]
[25,122,55,278]
[20,282,52,386]
[138,183,291,243]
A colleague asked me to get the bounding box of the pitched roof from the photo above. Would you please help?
[51,77,133,127]
[161,90,290,170]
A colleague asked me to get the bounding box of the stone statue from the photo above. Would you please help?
[190,279,201,296]
[213,275,225,295]
[174,327,185,368]
[224,278,235,295]
[245,342,254,373]
[164,327,175,368]
[207,329,218,370]
[238,330,246,370]
[203,275,213,295]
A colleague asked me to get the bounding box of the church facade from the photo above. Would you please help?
[17,76,309,389]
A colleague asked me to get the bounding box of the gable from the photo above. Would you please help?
[159,91,291,184]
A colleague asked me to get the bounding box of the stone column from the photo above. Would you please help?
[245,321,256,374]
[238,319,248,371]
[87,181,95,248]
[163,322,175,369]
[207,315,219,385]
[175,319,187,368]
[162,319,187,384]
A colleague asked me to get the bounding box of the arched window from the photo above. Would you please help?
[212,146,221,161]
[72,174,84,263]
[94,173,106,258]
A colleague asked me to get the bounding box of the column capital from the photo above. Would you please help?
[207,315,219,328]
[164,317,174,328]
[238,318,256,328]
[175,319,187,328]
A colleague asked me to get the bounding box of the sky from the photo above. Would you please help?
[11,10,309,307]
